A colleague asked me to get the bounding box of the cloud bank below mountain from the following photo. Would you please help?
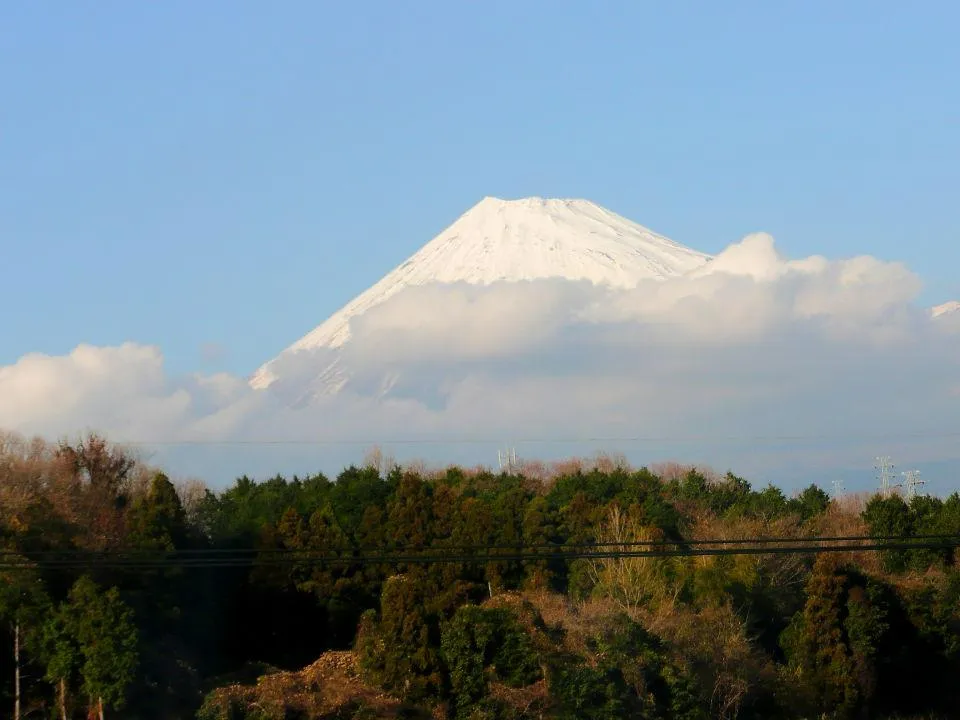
[1,233,958,487]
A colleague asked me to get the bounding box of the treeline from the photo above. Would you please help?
[1,432,959,719]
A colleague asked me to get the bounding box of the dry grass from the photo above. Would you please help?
[202,650,433,719]
[487,679,549,715]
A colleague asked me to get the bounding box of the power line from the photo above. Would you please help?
[1,534,956,570]
[64,429,960,447]
[2,533,956,557]
[1,541,955,570]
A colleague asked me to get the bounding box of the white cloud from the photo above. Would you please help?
[0,343,263,445]
[1,234,958,488]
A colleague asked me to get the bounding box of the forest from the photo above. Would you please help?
[1,432,959,719]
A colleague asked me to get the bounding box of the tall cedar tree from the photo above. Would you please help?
[61,576,139,719]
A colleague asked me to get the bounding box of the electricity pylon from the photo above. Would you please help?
[498,448,519,473]
[902,470,925,500]
[875,456,899,497]
[832,478,845,499]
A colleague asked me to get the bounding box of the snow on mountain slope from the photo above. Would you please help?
[932,300,960,318]
[250,196,712,391]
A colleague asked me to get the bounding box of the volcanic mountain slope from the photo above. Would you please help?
[250,196,713,397]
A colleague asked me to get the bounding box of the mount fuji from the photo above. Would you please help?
[250,195,956,405]
[250,197,713,398]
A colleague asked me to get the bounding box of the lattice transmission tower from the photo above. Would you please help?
[498,448,519,473]
[902,469,926,500]
[832,478,845,500]
[875,456,900,497]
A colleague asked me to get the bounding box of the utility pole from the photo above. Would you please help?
[14,621,20,720]
[875,456,898,497]
[902,469,925,501]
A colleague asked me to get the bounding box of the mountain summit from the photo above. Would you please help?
[250,196,712,391]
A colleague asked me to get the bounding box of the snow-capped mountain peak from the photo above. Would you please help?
[250,196,712,391]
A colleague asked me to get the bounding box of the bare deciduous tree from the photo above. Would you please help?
[175,478,211,531]
[587,504,679,617]
[362,445,396,475]
[591,450,630,473]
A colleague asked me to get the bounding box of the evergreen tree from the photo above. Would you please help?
[440,605,541,718]
[780,559,892,719]
[788,483,831,522]
[862,494,913,572]
[357,571,443,702]
[62,576,139,719]
[0,562,50,720]
[127,472,190,551]
[41,602,80,720]
[521,495,557,589]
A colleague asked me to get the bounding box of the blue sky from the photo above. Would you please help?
[2,0,958,380]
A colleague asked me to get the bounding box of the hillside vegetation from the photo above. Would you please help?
[1,432,958,719]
